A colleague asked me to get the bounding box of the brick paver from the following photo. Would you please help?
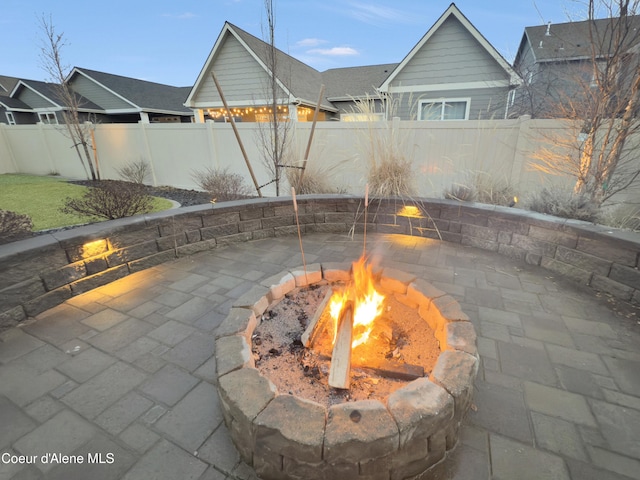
[1,233,639,479]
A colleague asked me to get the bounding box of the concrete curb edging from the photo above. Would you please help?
[214,263,479,480]
[1,195,639,331]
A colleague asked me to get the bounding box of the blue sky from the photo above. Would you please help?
[1,0,582,87]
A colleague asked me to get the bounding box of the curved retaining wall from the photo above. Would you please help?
[1,195,639,331]
[214,263,478,480]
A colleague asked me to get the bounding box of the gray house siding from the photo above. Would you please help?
[392,86,510,120]
[391,16,509,86]
[16,88,56,109]
[68,74,132,110]
[192,34,287,107]
[385,14,513,121]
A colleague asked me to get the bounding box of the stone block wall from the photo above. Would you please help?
[214,263,479,480]
[1,195,639,331]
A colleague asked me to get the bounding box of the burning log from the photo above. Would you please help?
[328,300,354,389]
[353,358,424,381]
[301,289,333,348]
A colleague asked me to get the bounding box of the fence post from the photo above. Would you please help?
[0,123,19,173]
[510,115,532,194]
[138,121,158,186]
[206,120,220,169]
[39,123,59,175]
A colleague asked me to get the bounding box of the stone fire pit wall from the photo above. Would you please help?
[214,263,479,480]
[2,195,640,331]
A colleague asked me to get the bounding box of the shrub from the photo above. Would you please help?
[525,186,600,223]
[117,159,150,184]
[61,180,154,220]
[286,164,346,194]
[0,210,33,242]
[599,204,640,231]
[444,172,517,206]
[191,167,252,202]
[444,184,475,202]
[368,157,415,197]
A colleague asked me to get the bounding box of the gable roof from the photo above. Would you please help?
[0,75,20,96]
[381,3,521,90]
[69,67,193,114]
[0,95,32,111]
[517,14,640,64]
[186,22,336,111]
[11,78,103,111]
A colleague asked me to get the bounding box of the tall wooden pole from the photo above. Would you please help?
[211,71,262,198]
[297,84,325,190]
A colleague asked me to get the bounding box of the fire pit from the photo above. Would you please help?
[215,261,478,480]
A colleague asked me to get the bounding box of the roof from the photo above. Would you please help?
[228,23,334,109]
[12,79,103,111]
[69,67,193,114]
[381,3,521,90]
[0,75,20,96]
[517,14,640,64]
[0,96,31,111]
[189,4,520,112]
[323,64,398,101]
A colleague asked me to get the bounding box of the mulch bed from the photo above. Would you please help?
[0,181,218,244]
[68,180,214,207]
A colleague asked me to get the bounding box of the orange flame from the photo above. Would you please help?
[329,256,385,349]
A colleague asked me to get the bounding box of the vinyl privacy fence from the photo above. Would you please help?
[0,117,576,199]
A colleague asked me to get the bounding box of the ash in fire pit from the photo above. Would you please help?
[214,261,479,480]
[252,283,440,407]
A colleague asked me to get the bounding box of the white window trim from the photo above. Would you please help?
[5,112,16,125]
[38,112,58,125]
[418,98,471,121]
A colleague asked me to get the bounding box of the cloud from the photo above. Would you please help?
[307,46,359,56]
[296,38,327,48]
[161,12,197,20]
[346,2,412,26]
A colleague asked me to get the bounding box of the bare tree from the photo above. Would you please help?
[529,0,640,205]
[38,14,99,181]
[255,0,293,196]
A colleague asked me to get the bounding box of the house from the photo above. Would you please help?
[185,21,338,123]
[511,14,640,118]
[0,77,98,125]
[66,68,194,123]
[185,3,521,123]
[0,69,193,125]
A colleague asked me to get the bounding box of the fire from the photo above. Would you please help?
[329,256,385,349]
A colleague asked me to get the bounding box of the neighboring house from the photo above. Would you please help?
[511,14,640,118]
[1,78,102,125]
[185,3,521,122]
[185,21,338,123]
[66,68,194,123]
[0,69,193,125]
[379,3,521,120]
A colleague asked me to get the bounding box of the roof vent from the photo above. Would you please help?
[546,21,552,36]
[539,40,544,48]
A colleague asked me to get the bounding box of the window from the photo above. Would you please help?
[5,112,16,125]
[38,112,58,124]
[418,99,469,121]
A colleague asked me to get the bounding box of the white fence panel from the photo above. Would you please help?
[0,118,592,200]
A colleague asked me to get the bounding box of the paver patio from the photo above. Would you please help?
[1,232,639,479]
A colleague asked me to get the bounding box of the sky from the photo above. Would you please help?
[1,0,588,87]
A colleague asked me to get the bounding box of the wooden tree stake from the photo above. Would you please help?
[211,71,262,197]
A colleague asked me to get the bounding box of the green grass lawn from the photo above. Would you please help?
[0,174,173,231]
